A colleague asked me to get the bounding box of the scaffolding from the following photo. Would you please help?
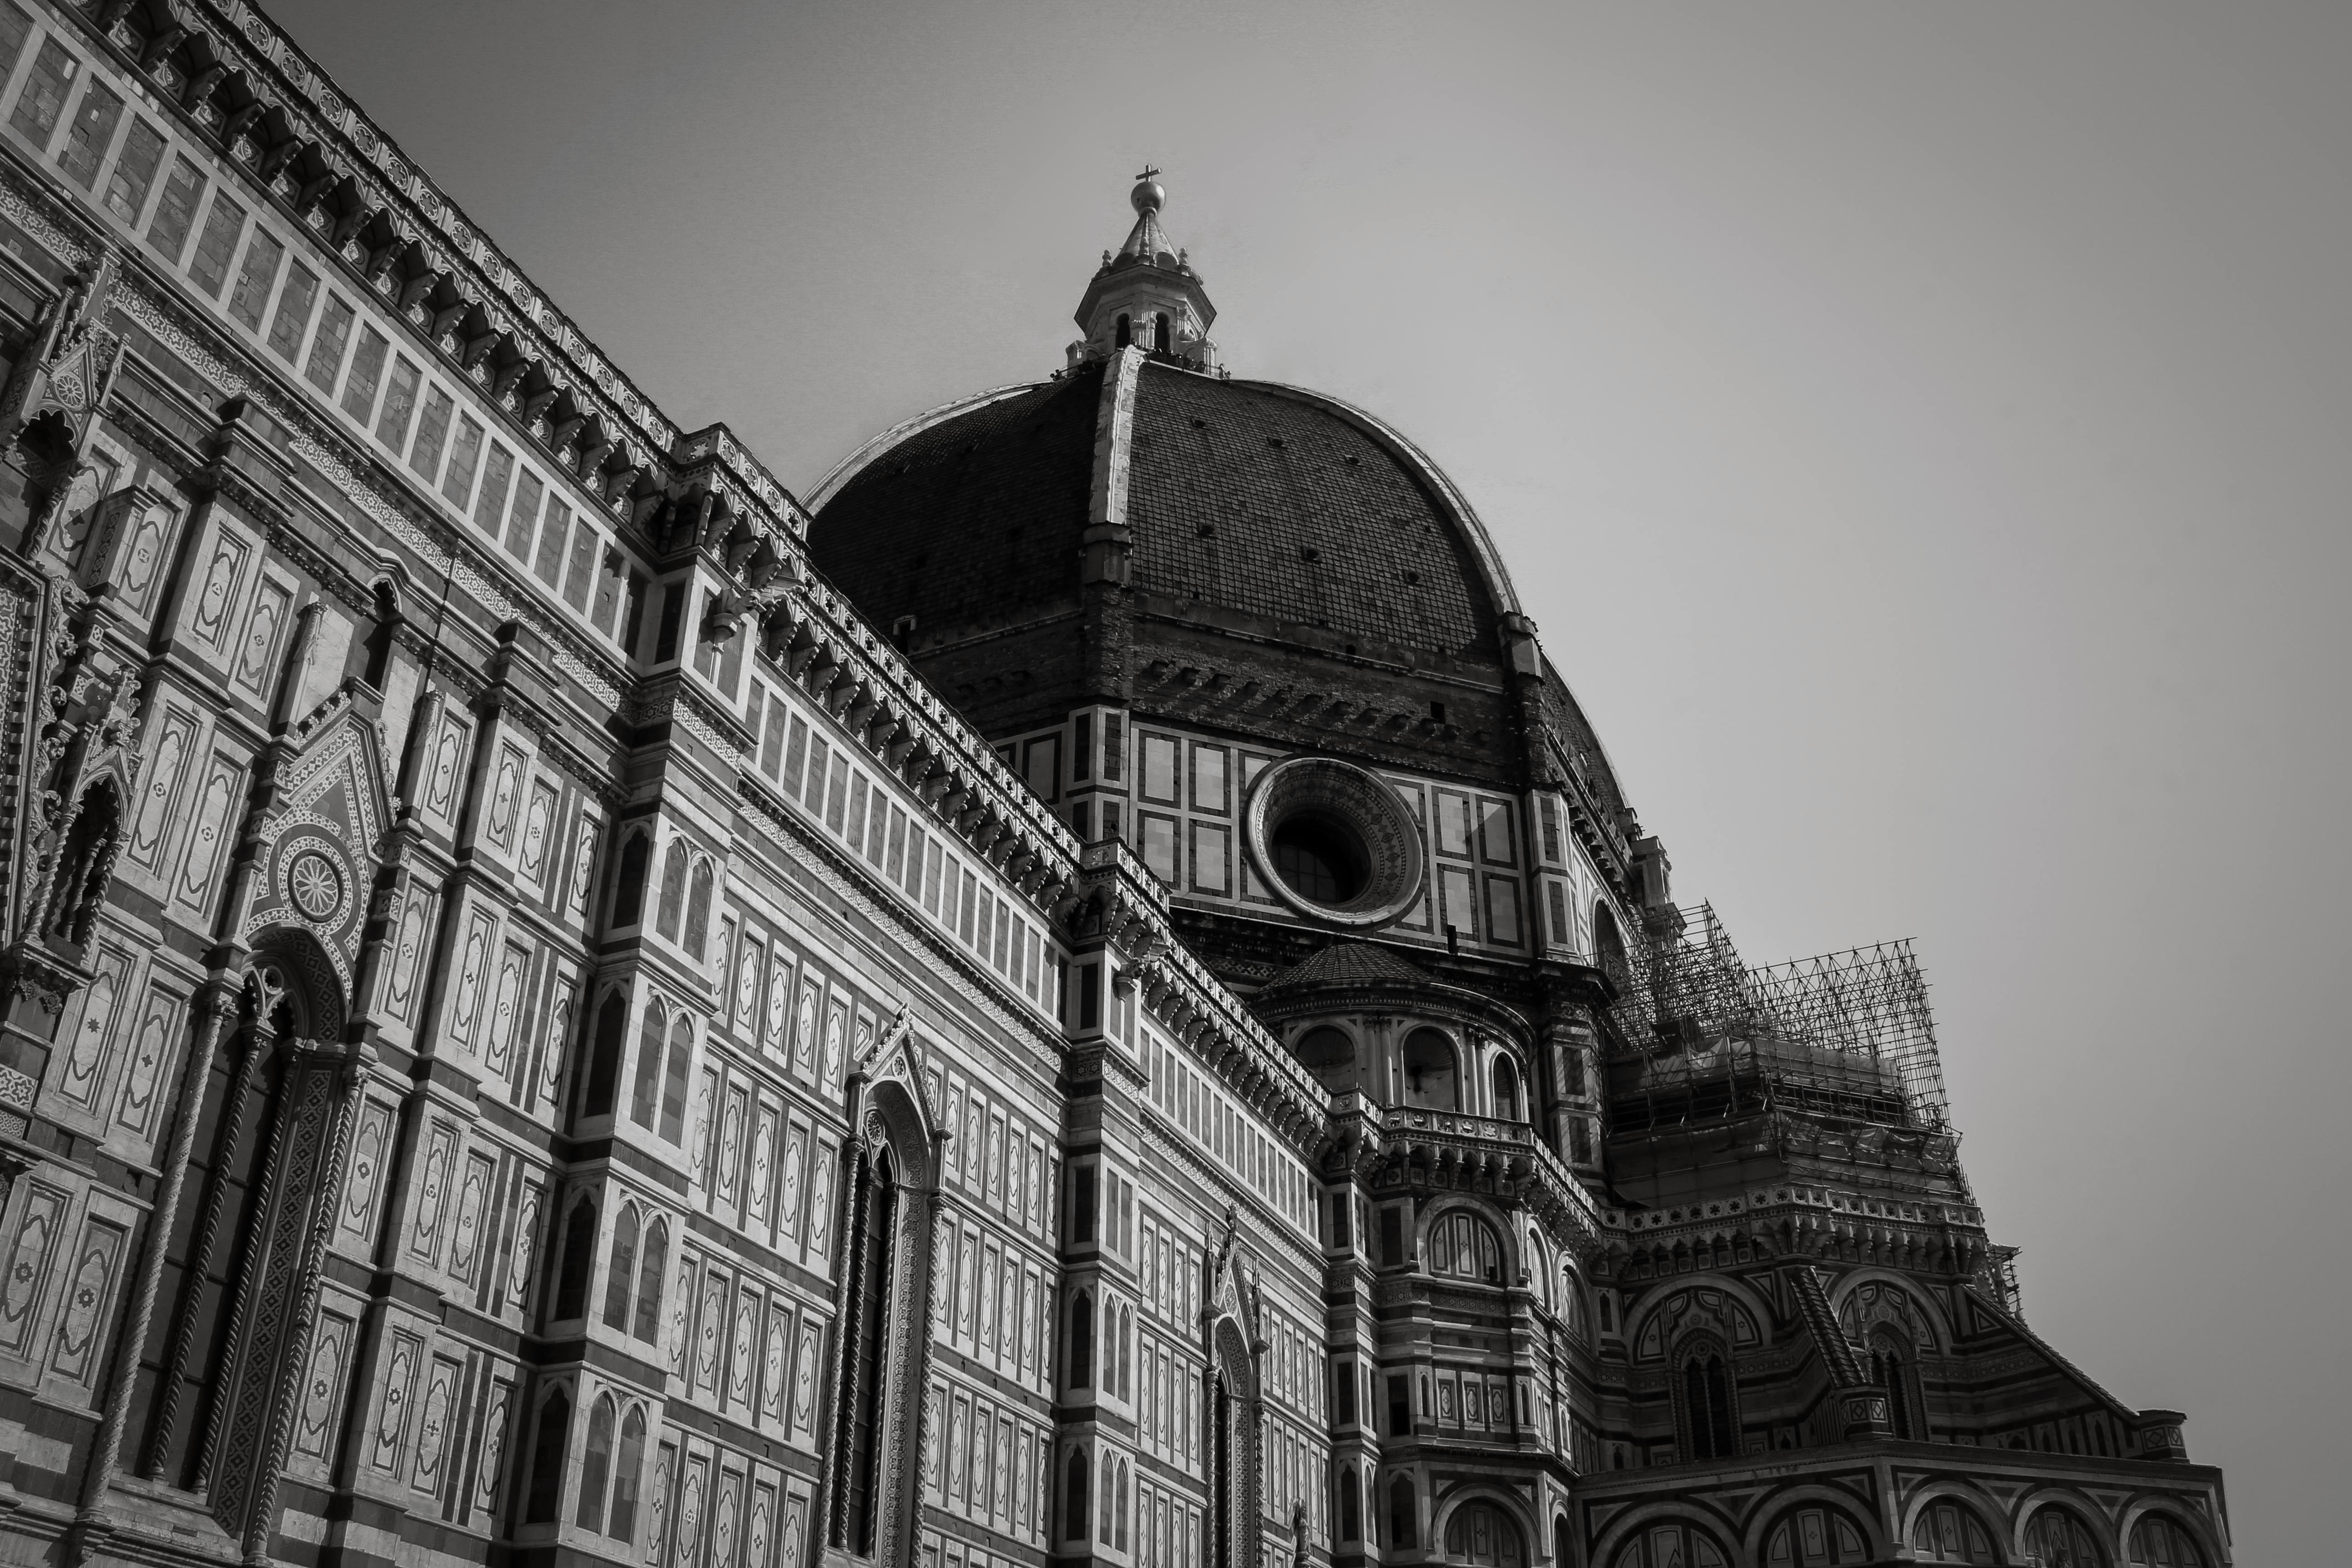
[1610,903,1952,1132]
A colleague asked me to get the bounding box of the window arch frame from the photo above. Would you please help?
[1400,1025,1461,1109]
[632,1217,667,1343]
[576,1391,617,1531]
[602,1201,639,1330]
[1424,1204,1507,1284]
[1671,1333,1741,1462]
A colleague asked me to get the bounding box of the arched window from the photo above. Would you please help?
[1762,1505,1871,1566]
[1114,1457,1130,1549]
[1212,1370,1237,1567]
[2129,1514,2207,1568]
[1677,1349,1736,1460]
[1594,903,1628,985]
[1870,1331,1920,1440]
[1612,1520,1730,1568]
[1068,1291,1093,1387]
[1401,1027,1458,1108]
[1117,1303,1133,1397]
[1910,1500,2000,1563]
[633,1220,667,1343]
[603,1203,639,1329]
[1558,1263,1587,1339]
[1098,1460,1114,1545]
[685,858,714,959]
[553,1196,597,1322]
[1154,312,1171,352]
[2022,1507,2107,1568]
[1599,1293,1615,1333]
[654,839,688,939]
[1427,1210,1503,1283]
[523,1387,570,1524]
[577,1394,616,1529]
[1443,1500,1528,1566]
[1065,1450,1090,1542]
[1294,1025,1354,1089]
[583,992,627,1119]
[1115,314,1132,349]
[610,832,649,928]
[629,997,666,1127]
[841,1151,897,1555]
[657,1014,693,1143]
[1338,1467,1361,1541]
[1492,1053,1521,1121]
[611,1404,646,1541]
[1389,1475,1417,1550]
[45,780,119,941]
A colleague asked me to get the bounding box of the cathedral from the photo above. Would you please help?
[0,3,2230,1567]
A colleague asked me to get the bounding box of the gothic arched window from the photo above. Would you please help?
[1065,1449,1089,1542]
[1338,1466,1361,1541]
[603,1203,639,1329]
[629,996,666,1127]
[1115,314,1132,349]
[610,831,649,928]
[1389,1475,1417,1550]
[840,1151,897,1554]
[1068,1290,1093,1387]
[1677,1348,1737,1460]
[1117,1302,1133,1397]
[583,991,627,1119]
[657,1014,693,1143]
[1427,1210,1503,1283]
[633,1220,667,1343]
[1114,1457,1130,1548]
[2022,1506,2107,1568]
[655,838,688,939]
[553,1195,597,1322]
[1870,1331,1920,1441]
[685,857,714,959]
[1154,311,1171,352]
[577,1393,616,1530]
[523,1386,570,1524]
[610,1404,646,1541]
[2129,1513,2206,1568]
[45,779,119,941]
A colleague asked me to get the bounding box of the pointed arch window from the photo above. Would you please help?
[1065,1449,1090,1542]
[1115,314,1132,349]
[1678,1348,1737,1460]
[523,1386,570,1524]
[655,838,689,939]
[1114,1457,1130,1549]
[610,1404,646,1541]
[1117,1302,1133,1397]
[1338,1467,1361,1541]
[603,1203,640,1329]
[610,831,649,928]
[1154,311,1171,352]
[553,1195,597,1322]
[633,1219,667,1343]
[583,991,627,1119]
[630,997,666,1127]
[577,1393,617,1530]
[657,1014,693,1143]
[1068,1290,1093,1387]
[1389,1475,1417,1550]
[1098,1460,1114,1544]
[685,858,714,958]
[1870,1332,1920,1441]
[837,1149,897,1555]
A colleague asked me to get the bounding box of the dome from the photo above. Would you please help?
[808,358,1520,669]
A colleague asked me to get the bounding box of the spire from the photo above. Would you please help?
[1070,169,1217,371]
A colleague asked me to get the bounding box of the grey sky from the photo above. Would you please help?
[269,1,2348,1557]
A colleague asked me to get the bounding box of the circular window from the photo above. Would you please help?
[1244,757,1425,928]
